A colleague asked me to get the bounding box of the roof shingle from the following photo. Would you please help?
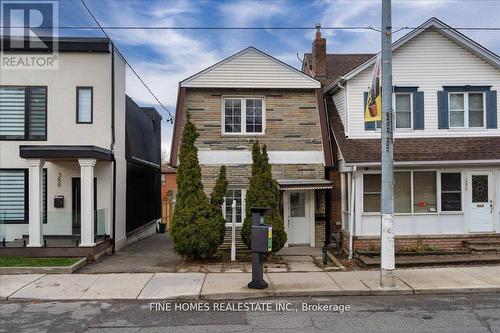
[304,53,373,86]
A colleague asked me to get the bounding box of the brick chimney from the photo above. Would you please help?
[311,23,326,80]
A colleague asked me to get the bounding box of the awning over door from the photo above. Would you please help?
[277,179,333,191]
[19,145,113,161]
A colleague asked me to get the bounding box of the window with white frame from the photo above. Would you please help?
[224,189,245,224]
[364,172,412,213]
[449,92,485,128]
[362,171,460,214]
[363,174,381,213]
[413,171,437,213]
[223,97,264,134]
[440,173,462,211]
[395,93,412,129]
[395,172,412,213]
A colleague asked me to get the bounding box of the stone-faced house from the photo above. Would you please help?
[170,47,334,248]
[303,18,500,253]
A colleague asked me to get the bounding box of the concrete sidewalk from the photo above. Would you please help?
[1,265,499,301]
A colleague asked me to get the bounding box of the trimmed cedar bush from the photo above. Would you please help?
[241,142,287,252]
[210,165,229,244]
[171,115,225,258]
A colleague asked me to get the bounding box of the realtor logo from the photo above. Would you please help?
[0,0,59,69]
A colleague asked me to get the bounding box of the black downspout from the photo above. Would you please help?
[111,43,117,253]
[323,170,332,265]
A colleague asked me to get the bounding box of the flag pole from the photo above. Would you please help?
[380,0,396,288]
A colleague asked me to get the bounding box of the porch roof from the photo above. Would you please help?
[19,145,113,161]
[277,179,333,191]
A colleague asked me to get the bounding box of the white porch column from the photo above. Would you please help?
[27,159,45,247]
[79,159,96,246]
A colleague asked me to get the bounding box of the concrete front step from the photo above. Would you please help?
[358,254,500,267]
[470,246,500,253]
[464,240,500,246]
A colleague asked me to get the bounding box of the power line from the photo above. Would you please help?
[80,0,174,123]
[3,25,500,31]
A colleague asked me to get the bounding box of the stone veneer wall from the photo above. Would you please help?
[182,88,326,193]
[184,88,323,151]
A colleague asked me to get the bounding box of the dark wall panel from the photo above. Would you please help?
[126,162,161,234]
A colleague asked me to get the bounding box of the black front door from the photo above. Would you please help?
[72,177,97,235]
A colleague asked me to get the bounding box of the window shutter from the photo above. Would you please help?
[413,91,424,130]
[437,91,449,129]
[364,92,375,130]
[485,90,497,129]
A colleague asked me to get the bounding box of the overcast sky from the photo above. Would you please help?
[57,0,500,156]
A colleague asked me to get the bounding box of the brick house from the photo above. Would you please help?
[303,18,500,253]
[170,47,334,248]
[161,167,177,230]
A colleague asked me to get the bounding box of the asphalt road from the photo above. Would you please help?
[1,293,499,332]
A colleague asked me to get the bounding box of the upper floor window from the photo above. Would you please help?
[223,97,264,134]
[395,93,412,129]
[0,86,47,140]
[449,92,484,128]
[77,87,93,124]
[364,88,423,131]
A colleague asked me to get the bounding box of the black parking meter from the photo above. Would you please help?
[248,207,272,289]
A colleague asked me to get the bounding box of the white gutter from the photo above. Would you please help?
[348,166,357,260]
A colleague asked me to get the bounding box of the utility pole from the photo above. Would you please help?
[380,0,395,288]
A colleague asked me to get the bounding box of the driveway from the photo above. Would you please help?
[79,233,180,273]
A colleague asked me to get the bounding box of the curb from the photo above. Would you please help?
[0,258,87,275]
[2,286,500,302]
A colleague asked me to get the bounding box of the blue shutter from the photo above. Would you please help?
[413,91,424,130]
[364,92,375,130]
[486,90,497,129]
[437,91,449,129]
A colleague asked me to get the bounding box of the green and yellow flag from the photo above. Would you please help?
[364,56,382,122]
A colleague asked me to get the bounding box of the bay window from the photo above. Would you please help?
[0,86,47,140]
[449,92,484,128]
[223,97,264,134]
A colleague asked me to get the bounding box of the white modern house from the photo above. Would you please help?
[0,37,161,257]
[306,18,500,251]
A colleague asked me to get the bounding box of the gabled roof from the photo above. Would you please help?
[303,53,373,86]
[325,17,500,93]
[181,46,321,89]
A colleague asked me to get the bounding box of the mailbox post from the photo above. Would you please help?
[248,207,272,289]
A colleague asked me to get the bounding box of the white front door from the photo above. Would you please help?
[287,191,310,245]
[469,172,494,232]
